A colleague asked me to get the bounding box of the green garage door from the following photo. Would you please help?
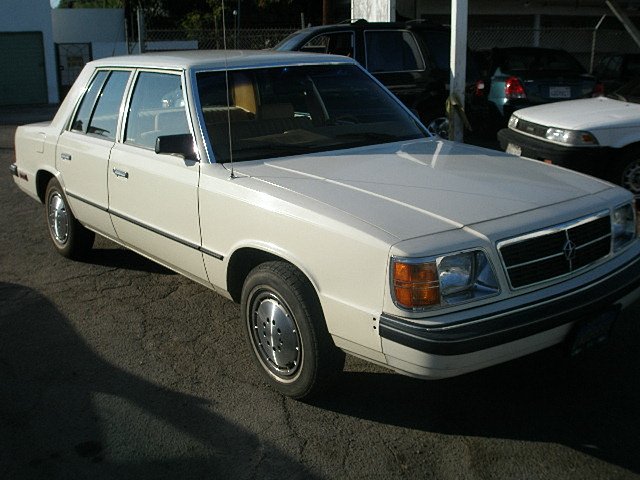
[0,32,48,105]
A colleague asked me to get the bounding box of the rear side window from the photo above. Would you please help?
[71,71,108,133]
[71,70,130,140]
[365,31,425,73]
[88,71,130,140]
[301,32,354,58]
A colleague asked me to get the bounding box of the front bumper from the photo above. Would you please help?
[498,128,614,179]
[379,247,640,377]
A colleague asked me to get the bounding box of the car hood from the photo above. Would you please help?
[231,138,610,240]
[514,96,640,130]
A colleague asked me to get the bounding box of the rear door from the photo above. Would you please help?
[55,69,132,238]
[107,70,206,281]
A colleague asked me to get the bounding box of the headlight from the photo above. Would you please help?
[508,115,519,129]
[612,203,637,252]
[545,128,598,146]
[391,250,500,311]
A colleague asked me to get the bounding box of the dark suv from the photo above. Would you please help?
[275,20,480,136]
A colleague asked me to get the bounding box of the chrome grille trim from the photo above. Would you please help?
[498,211,611,290]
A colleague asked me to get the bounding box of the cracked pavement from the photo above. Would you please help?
[1,114,640,479]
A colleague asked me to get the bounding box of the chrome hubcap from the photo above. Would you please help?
[48,193,69,244]
[249,293,301,379]
[622,160,640,195]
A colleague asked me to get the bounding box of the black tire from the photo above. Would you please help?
[241,261,345,400]
[613,147,640,198]
[44,177,95,259]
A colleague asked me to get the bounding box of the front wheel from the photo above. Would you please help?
[241,261,344,400]
[45,177,95,259]
[614,149,640,199]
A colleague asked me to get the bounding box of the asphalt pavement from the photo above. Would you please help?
[1,107,639,479]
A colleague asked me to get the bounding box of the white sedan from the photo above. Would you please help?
[498,79,640,197]
[11,50,640,399]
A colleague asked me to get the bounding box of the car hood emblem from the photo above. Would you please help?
[563,239,577,261]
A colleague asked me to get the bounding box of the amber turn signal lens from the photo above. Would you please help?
[392,261,440,309]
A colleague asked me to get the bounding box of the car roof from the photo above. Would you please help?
[279,20,448,38]
[87,49,357,71]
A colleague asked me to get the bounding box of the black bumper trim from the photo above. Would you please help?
[380,255,640,356]
[497,128,614,178]
[10,163,18,177]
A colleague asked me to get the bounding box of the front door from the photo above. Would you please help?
[108,70,206,281]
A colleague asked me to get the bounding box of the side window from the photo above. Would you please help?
[71,70,108,133]
[86,71,130,140]
[365,31,425,73]
[125,72,189,150]
[301,32,354,58]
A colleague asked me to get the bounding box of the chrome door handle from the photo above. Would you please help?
[60,153,72,161]
[112,168,129,179]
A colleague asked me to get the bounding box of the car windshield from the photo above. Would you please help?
[607,78,640,103]
[196,64,426,163]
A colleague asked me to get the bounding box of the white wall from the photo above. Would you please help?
[52,8,126,58]
[352,0,397,22]
[0,0,58,103]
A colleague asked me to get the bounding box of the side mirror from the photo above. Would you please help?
[155,134,197,161]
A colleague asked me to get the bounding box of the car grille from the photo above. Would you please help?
[498,212,611,289]
[514,119,547,138]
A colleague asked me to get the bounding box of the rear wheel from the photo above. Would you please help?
[45,178,94,259]
[241,261,344,400]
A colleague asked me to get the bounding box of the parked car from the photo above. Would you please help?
[594,53,640,93]
[274,20,482,136]
[497,78,640,197]
[477,47,600,129]
[11,51,640,400]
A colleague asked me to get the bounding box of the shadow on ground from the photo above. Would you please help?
[80,248,176,275]
[0,282,315,480]
[313,310,640,474]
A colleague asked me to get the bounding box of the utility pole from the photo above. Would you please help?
[323,0,330,24]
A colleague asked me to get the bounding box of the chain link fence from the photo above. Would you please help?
[143,26,638,72]
[469,27,636,71]
[144,28,296,51]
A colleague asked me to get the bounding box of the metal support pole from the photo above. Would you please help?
[533,14,541,47]
[136,8,145,54]
[449,0,468,143]
[590,14,607,74]
[606,0,640,49]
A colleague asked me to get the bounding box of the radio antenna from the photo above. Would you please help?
[221,0,236,179]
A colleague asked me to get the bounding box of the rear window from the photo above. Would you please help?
[364,31,425,73]
[497,50,585,74]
